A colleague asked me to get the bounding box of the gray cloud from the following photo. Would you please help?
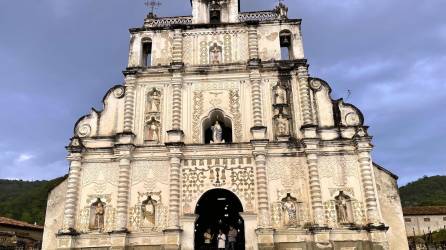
[0,0,444,185]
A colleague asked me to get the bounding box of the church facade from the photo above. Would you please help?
[42,1,408,249]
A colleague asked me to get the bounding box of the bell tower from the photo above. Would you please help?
[191,0,240,24]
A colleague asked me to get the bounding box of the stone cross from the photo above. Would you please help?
[145,0,162,15]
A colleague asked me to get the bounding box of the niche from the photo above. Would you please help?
[202,109,232,144]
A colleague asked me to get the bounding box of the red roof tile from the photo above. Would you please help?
[403,206,446,216]
[0,217,43,230]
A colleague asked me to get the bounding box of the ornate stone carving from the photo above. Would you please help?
[145,117,161,142]
[238,11,279,22]
[113,86,126,98]
[82,164,119,194]
[77,124,91,138]
[144,88,163,143]
[267,157,306,189]
[144,16,193,28]
[181,160,255,213]
[131,161,169,192]
[318,156,358,187]
[275,114,290,136]
[273,84,287,105]
[78,194,115,233]
[129,192,168,232]
[324,191,366,227]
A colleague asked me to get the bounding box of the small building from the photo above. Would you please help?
[0,216,43,249]
[403,206,446,236]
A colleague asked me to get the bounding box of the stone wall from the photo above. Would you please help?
[42,178,68,250]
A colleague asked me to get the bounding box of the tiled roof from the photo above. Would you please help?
[403,206,446,216]
[0,217,43,230]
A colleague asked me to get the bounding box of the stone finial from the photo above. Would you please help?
[275,1,288,19]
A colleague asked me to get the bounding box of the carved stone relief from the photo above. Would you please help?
[272,82,292,139]
[267,157,306,189]
[128,192,168,232]
[82,164,119,194]
[131,161,169,192]
[192,87,242,143]
[323,190,365,227]
[182,157,255,214]
[318,156,358,187]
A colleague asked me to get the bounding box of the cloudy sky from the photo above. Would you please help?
[0,0,445,185]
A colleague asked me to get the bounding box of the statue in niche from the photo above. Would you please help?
[89,198,105,231]
[145,118,160,142]
[335,191,351,224]
[148,89,161,113]
[209,43,222,64]
[211,120,225,144]
[274,84,287,105]
[281,194,298,227]
[142,196,157,227]
[276,114,289,136]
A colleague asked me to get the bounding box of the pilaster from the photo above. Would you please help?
[297,65,315,126]
[354,133,381,225]
[172,29,183,64]
[114,134,135,232]
[302,126,325,226]
[252,140,271,229]
[61,138,83,233]
[166,144,183,230]
[123,75,137,132]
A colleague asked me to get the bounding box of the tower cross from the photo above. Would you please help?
[145,0,162,15]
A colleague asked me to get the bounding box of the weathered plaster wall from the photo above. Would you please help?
[257,23,304,61]
[404,214,446,236]
[374,165,409,250]
[42,178,67,250]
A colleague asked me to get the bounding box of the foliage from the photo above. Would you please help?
[0,176,66,225]
[399,175,446,207]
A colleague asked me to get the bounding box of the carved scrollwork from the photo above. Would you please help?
[309,79,323,91]
[77,124,91,138]
[113,86,125,99]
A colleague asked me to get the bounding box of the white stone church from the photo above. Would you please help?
[42,0,409,249]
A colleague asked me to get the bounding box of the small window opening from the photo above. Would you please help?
[142,40,152,67]
[424,218,430,222]
[210,9,221,24]
[280,31,292,60]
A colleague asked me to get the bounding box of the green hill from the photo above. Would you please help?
[0,176,66,225]
[399,175,446,207]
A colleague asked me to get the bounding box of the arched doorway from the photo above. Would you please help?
[194,189,245,250]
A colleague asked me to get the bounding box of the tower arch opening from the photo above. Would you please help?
[141,38,152,67]
[279,30,293,60]
[202,109,233,144]
[194,188,245,250]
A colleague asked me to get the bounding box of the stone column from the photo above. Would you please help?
[355,135,380,225]
[166,146,183,229]
[115,145,133,232]
[248,24,259,61]
[297,65,314,126]
[62,148,82,232]
[123,76,136,133]
[252,141,270,228]
[303,131,325,226]
[250,71,263,128]
[172,29,183,64]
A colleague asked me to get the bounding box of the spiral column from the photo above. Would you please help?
[171,74,183,131]
[123,78,136,133]
[167,148,182,229]
[253,144,271,228]
[115,154,132,231]
[305,141,324,226]
[248,25,259,60]
[355,136,380,224]
[250,72,263,127]
[297,65,314,126]
[62,152,82,232]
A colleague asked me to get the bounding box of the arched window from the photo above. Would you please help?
[279,30,292,60]
[142,38,152,67]
[203,109,232,144]
[209,2,222,24]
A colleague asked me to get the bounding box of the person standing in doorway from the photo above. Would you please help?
[203,228,213,250]
[228,226,238,250]
[217,229,226,250]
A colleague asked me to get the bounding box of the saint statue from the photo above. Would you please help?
[146,119,160,142]
[149,90,161,112]
[276,114,289,136]
[142,197,156,227]
[211,120,225,144]
[90,199,105,231]
[274,85,287,104]
[209,43,222,64]
[282,195,297,226]
[335,192,350,224]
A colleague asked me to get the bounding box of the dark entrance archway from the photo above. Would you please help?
[194,189,245,250]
